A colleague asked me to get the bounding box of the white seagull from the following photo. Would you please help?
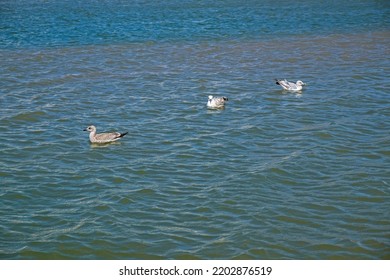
[83,125,128,144]
[207,95,228,109]
[275,79,306,91]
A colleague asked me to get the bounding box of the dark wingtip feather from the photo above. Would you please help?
[120,132,128,138]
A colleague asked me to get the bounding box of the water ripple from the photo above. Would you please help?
[1,27,389,259]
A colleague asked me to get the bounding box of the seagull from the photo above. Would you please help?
[83,125,128,144]
[275,79,306,91]
[207,95,228,109]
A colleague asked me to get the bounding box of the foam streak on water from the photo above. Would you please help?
[0,1,389,259]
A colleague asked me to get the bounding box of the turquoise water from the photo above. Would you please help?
[1,0,389,259]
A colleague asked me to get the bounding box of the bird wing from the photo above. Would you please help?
[95,132,122,142]
[213,97,226,107]
[276,79,297,90]
[286,81,299,90]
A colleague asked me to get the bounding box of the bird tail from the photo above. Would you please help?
[275,79,281,85]
[119,132,128,138]
[223,97,228,101]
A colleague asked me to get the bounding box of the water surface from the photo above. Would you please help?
[0,0,389,259]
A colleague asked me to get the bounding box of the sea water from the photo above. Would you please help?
[0,0,389,259]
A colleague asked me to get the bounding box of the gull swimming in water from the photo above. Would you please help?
[207,95,228,109]
[275,79,306,91]
[83,125,128,144]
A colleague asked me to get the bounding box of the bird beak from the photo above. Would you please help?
[83,129,87,131]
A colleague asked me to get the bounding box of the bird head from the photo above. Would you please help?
[83,125,96,132]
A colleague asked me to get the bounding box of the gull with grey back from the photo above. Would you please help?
[275,79,306,91]
[83,125,128,144]
[207,95,229,109]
